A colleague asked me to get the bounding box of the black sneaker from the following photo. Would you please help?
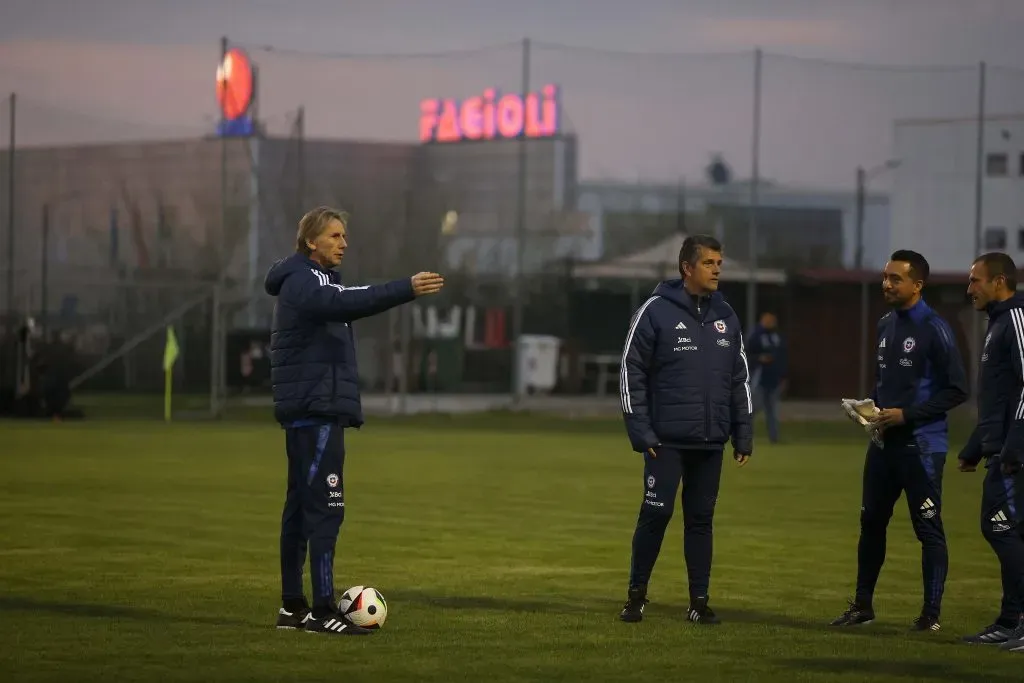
[687,596,720,625]
[829,600,875,626]
[275,606,311,630]
[911,614,941,632]
[961,622,1016,644]
[997,619,1024,651]
[305,612,373,635]
[999,637,1024,652]
[619,585,648,623]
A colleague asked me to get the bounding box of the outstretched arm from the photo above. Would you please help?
[285,270,442,323]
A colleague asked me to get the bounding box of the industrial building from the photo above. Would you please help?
[0,45,924,400]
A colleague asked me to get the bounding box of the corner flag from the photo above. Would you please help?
[163,326,180,421]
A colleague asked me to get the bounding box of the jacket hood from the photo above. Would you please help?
[653,278,726,316]
[265,253,326,297]
[987,292,1024,319]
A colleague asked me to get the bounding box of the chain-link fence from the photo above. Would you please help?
[3,39,1024,411]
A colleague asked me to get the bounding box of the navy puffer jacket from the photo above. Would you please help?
[959,294,1024,468]
[264,253,415,427]
[619,279,753,455]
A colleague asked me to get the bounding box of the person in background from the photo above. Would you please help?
[746,312,787,444]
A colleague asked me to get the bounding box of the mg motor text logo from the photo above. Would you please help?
[419,84,560,143]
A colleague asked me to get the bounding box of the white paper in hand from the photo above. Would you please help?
[840,398,883,447]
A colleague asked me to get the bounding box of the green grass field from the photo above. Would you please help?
[1,408,1021,682]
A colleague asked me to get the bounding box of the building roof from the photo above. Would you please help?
[795,268,980,286]
[572,233,787,284]
[578,178,888,204]
[894,112,1024,128]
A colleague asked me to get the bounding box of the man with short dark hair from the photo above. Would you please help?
[618,234,753,625]
[830,250,968,632]
[959,252,1024,650]
[264,206,444,635]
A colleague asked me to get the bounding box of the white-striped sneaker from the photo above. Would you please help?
[275,607,311,630]
[305,612,373,636]
[998,619,1024,651]
[961,622,1015,644]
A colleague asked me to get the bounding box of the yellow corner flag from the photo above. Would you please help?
[163,325,180,422]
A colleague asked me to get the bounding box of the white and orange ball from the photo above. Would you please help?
[337,586,388,629]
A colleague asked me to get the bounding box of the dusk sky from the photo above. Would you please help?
[2,0,1024,189]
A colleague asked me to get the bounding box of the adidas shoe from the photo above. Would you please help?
[911,614,941,632]
[1000,637,1024,652]
[961,622,1016,644]
[829,600,874,626]
[998,618,1024,651]
[619,585,648,623]
[305,611,373,636]
[275,606,311,630]
[687,596,720,625]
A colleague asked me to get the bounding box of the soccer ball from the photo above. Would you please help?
[338,585,388,629]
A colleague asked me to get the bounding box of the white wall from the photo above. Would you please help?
[891,115,1024,273]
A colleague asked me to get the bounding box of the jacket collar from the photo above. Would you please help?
[894,298,931,324]
[986,292,1024,319]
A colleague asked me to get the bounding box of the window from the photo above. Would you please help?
[987,153,1009,177]
[985,226,1007,250]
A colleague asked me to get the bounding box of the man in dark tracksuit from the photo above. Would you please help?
[831,250,967,632]
[959,252,1024,650]
[618,234,753,625]
[746,312,787,443]
[264,206,444,635]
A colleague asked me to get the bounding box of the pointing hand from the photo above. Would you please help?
[411,272,445,297]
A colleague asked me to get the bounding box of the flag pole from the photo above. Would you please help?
[164,366,172,422]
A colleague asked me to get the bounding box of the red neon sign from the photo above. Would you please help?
[419,84,560,143]
[216,47,254,121]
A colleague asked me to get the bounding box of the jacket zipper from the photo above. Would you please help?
[329,271,340,403]
[696,297,710,443]
[701,319,710,443]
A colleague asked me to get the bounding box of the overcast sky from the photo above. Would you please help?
[2,0,1023,189]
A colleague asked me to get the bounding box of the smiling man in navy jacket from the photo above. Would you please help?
[264,206,444,635]
[618,234,753,625]
[830,250,968,633]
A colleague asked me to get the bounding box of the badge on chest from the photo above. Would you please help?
[879,331,919,370]
[898,336,916,368]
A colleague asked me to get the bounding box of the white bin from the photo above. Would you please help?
[516,335,562,395]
